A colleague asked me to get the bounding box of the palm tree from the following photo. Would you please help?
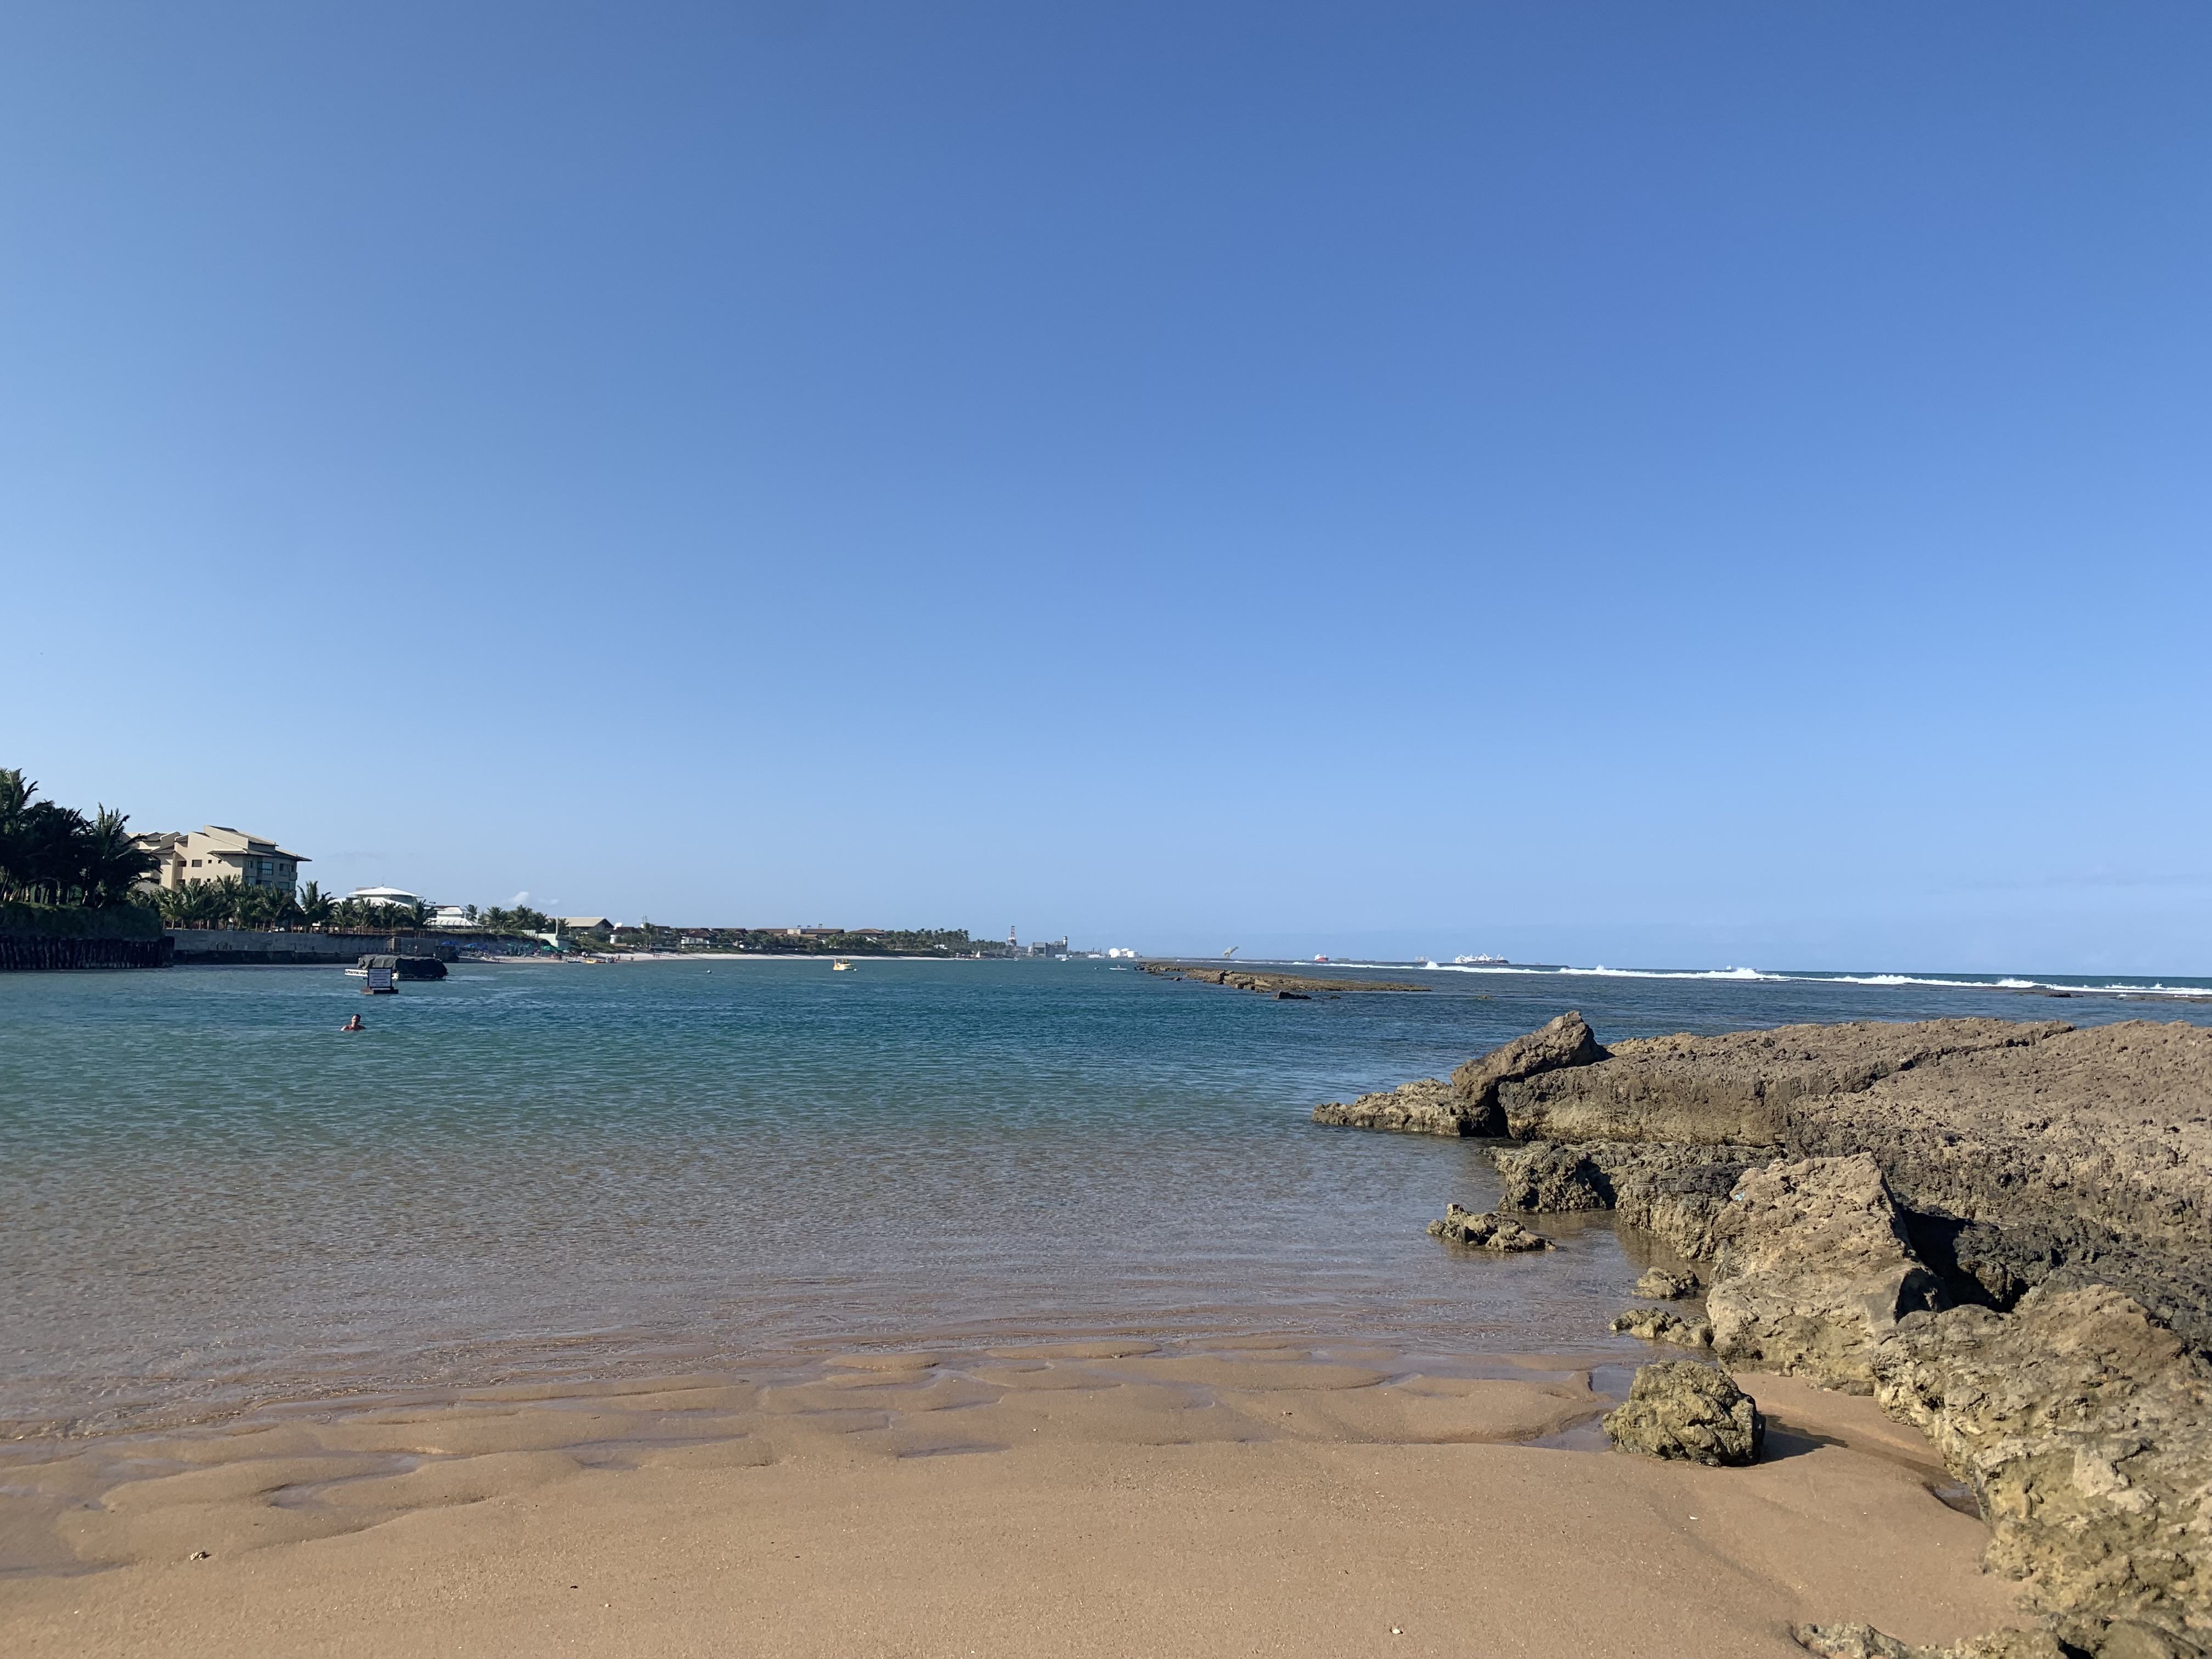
[185,882,230,928]
[80,807,158,906]
[203,876,248,929]
[153,880,227,928]
[233,883,297,930]
[0,768,32,898]
[296,881,335,928]
[18,802,91,904]
[0,772,159,907]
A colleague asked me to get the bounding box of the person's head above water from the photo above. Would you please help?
[342,1014,364,1031]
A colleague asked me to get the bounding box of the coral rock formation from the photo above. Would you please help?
[1315,1011,1601,1137]
[1329,1013,2212,1656]
[1610,1307,1712,1346]
[1425,1204,1551,1251]
[1311,1077,1465,1136]
[1792,1622,2068,1659]
[1601,1361,1763,1466]
[1872,1286,2212,1658]
[1707,1155,1948,1392]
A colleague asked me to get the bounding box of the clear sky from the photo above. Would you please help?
[3,3,2206,971]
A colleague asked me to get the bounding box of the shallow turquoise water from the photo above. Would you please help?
[3,957,2205,1432]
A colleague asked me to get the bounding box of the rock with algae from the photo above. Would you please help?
[1611,1307,1712,1346]
[1707,1154,1948,1392]
[1311,1077,1466,1136]
[1425,1204,1551,1251]
[1601,1361,1763,1466]
[1871,1286,2212,1659]
[1792,1622,2068,1659]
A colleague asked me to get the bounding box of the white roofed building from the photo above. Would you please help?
[345,887,423,910]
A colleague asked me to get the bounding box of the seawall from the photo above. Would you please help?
[0,935,173,970]
[0,902,171,970]
[163,929,459,966]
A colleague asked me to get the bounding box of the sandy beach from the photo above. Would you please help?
[1,1341,2023,1658]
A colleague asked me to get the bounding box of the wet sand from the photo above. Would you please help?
[1,1341,2024,1657]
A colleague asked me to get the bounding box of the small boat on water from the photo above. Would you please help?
[832,958,855,972]
[344,953,447,990]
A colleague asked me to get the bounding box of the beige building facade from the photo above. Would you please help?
[137,826,310,892]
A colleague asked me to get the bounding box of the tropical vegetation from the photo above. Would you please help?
[603,925,1003,956]
[477,904,555,934]
[0,769,158,907]
[149,878,440,933]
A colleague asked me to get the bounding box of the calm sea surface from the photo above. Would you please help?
[5,957,2208,1435]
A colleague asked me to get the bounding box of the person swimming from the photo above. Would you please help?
[341,1014,364,1033]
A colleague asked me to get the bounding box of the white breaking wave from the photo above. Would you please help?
[1285,961,2209,997]
[1807,972,2207,996]
[1558,965,1787,981]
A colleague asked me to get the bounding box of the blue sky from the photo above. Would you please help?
[3,2,2206,970]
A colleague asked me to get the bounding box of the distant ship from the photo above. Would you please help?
[833,958,855,972]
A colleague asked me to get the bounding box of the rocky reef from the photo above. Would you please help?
[1873,1285,2211,1658]
[1600,1361,1763,1466]
[1314,1011,1600,1135]
[1609,1307,1711,1346]
[1494,1017,2212,1346]
[1143,962,1427,997]
[1793,1623,2067,1659]
[1332,1013,2212,1658]
[1425,1204,1550,1251]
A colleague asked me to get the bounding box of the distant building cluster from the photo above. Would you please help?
[125,826,1116,955]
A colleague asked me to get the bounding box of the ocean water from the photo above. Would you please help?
[4,956,2208,1436]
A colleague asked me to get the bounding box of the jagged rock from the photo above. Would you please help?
[1706,1155,1947,1392]
[1611,1307,1712,1346]
[1313,1077,1465,1135]
[1498,1018,2065,1147]
[1494,1142,1612,1210]
[1602,1361,1763,1466]
[1636,1267,1700,1299]
[1445,1012,1605,1133]
[1790,1022,2212,1350]
[1317,1012,1606,1136]
[1871,1286,2212,1657]
[1485,1017,2212,1351]
[1792,1622,2068,1659]
[1426,1204,1551,1251]
[1496,1138,1774,1262]
[1358,1014,2212,1654]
